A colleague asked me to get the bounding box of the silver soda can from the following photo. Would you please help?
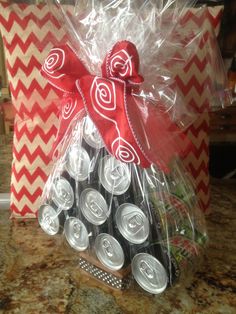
[38,204,63,236]
[64,217,89,251]
[80,188,109,225]
[95,233,125,271]
[98,155,131,195]
[131,253,168,294]
[115,203,150,244]
[83,116,104,149]
[51,177,74,210]
[66,144,91,182]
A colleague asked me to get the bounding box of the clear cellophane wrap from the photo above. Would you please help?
[38,0,229,294]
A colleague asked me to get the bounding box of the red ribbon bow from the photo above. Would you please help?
[41,41,188,171]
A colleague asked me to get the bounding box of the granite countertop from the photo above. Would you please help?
[0,180,235,314]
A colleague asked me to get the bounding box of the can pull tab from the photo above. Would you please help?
[76,153,85,176]
[44,214,54,229]
[127,214,144,233]
[102,238,114,258]
[139,260,157,284]
[110,164,125,186]
[58,187,71,205]
[88,200,103,217]
[73,222,82,239]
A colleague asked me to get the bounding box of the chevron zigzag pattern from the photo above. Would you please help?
[182,114,210,212]
[0,3,223,217]
[0,2,72,217]
[180,6,223,33]
[176,6,223,213]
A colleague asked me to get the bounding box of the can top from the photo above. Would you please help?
[115,203,150,244]
[52,177,74,210]
[98,155,131,196]
[64,217,89,251]
[83,116,104,149]
[95,233,124,271]
[132,253,168,294]
[66,144,90,181]
[38,204,60,236]
[80,188,109,225]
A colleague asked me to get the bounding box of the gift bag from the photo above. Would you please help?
[37,0,230,294]
[0,1,71,217]
[175,6,226,213]
[0,2,228,217]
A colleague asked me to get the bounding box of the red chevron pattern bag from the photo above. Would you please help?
[0,2,71,217]
[0,2,223,217]
[176,6,224,213]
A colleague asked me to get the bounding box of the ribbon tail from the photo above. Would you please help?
[127,95,193,172]
[76,75,151,168]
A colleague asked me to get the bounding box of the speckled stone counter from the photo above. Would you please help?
[0,181,236,314]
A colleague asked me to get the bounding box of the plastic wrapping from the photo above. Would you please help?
[4,1,231,146]
[48,0,231,117]
[36,0,222,293]
[38,115,207,293]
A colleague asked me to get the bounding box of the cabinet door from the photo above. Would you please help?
[218,0,236,58]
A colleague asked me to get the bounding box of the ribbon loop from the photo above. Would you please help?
[41,45,89,94]
[42,41,151,167]
[102,41,144,85]
[41,41,188,170]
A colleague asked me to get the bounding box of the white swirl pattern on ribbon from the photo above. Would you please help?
[94,79,116,111]
[109,50,133,78]
[90,77,140,165]
[112,137,140,164]
[62,98,77,120]
[42,48,65,79]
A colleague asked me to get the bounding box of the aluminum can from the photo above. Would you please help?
[115,203,149,244]
[131,253,168,294]
[166,235,200,275]
[157,194,190,238]
[38,204,64,236]
[66,144,91,182]
[51,177,74,210]
[64,217,89,251]
[94,233,125,271]
[152,236,202,285]
[178,224,208,247]
[80,188,109,225]
[150,194,207,245]
[83,116,104,149]
[167,168,196,205]
[98,155,131,195]
[102,189,134,241]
